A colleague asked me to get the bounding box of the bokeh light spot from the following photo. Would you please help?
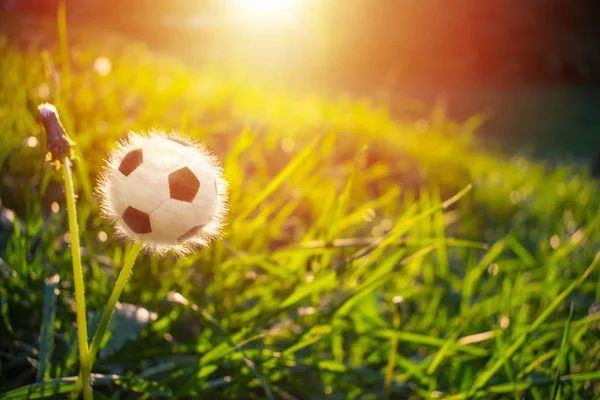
[26,136,38,147]
[93,56,112,76]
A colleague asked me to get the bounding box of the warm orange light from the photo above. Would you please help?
[231,0,301,27]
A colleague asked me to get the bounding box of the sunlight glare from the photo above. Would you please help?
[231,0,301,26]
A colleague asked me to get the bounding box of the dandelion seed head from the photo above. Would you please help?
[97,130,228,256]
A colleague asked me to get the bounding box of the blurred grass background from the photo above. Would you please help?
[1,4,600,400]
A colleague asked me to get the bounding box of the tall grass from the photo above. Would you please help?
[1,18,600,399]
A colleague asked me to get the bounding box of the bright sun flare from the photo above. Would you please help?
[231,0,301,26]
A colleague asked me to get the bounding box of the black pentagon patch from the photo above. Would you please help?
[118,148,143,176]
[178,224,205,243]
[169,167,200,202]
[122,206,152,234]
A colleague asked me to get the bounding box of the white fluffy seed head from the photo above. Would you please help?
[97,130,228,256]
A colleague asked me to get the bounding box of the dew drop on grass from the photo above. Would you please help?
[550,235,561,249]
[362,208,376,222]
[371,225,384,236]
[298,306,316,316]
[380,218,393,231]
[571,229,585,245]
[488,263,499,276]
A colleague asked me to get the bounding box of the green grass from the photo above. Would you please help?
[1,17,600,399]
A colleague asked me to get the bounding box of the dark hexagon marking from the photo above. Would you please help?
[177,224,205,243]
[118,148,143,176]
[122,206,152,234]
[168,167,200,202]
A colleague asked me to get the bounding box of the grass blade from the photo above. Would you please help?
[280,271,336,309]
[551,303,574,399]
[36,274,60,382]
[237,137,320,222]
[461,240,505,315]
[470,252,600,393]
[0,374,163,400]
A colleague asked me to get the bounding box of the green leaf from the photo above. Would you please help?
[237,137,320,222]
[0,378,77,399]
[461,240,505,315]
[36,274,60,383]
[112,377,172,397]
[280,271,336,309]
[318,360,347,372]
[93,302,157,361]
[551,303,574,399]
[0,374,165,400]
[0,289,14,335]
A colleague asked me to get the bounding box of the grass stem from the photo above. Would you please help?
[57,0,71,96]
[62,157,92,400]
[70,241,143,399]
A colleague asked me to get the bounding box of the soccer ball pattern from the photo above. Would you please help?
[99,132,226,253]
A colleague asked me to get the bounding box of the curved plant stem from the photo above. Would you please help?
[89,240,143,364]
[62,157,92,400]
[70,241,143,399]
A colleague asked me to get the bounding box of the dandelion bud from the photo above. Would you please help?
[97,131,228,255]
[37,103,73,162]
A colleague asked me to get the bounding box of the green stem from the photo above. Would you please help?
[70,241,143,399]
[89,240,143,364]
[62,157,92,400]
[57,0,71,96]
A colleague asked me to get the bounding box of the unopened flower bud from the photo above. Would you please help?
[37,103,73,162]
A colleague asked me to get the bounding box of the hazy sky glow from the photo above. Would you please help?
[230,0,302,26]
